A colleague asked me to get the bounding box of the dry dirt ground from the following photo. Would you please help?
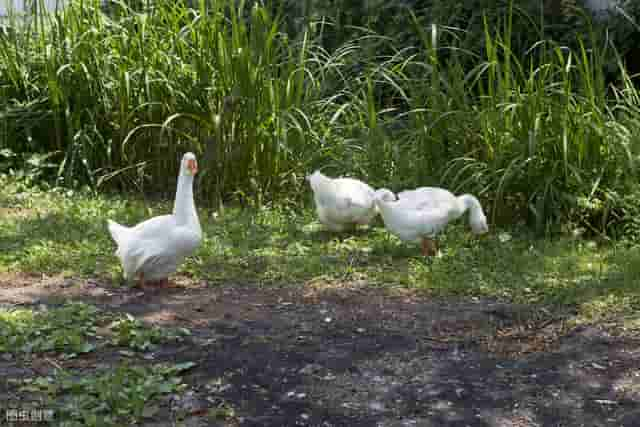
[1,273,640,426]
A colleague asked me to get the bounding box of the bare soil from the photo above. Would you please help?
[1,273,639,426]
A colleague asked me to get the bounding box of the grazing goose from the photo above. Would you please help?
[306,170,394,232]
[375,186,488,256]
[107,152,202,288]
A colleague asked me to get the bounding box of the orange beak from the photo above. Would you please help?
[187,159,198,175]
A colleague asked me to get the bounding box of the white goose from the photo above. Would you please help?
[306,170,394,232]
[374,186,488,256]
[107,152,203,288]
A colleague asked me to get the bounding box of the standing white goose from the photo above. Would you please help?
[107,152,203,288]
[375,186,488,256]
[307,170,394,232]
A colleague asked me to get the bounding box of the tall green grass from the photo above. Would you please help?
[1,0,322,205]
[306,4,640,236]
[1,0,639,236]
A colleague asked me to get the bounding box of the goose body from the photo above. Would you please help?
[375,186,488,256]
[307,170,390,232]
[107,152,202,286]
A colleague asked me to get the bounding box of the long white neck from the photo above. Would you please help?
[173,172,200,230]
[457,194,482,220]
[374,198,394,222]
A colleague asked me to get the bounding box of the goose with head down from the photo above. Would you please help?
[374,186,488,256]
[107,152,203,288]
[306,170,395,232]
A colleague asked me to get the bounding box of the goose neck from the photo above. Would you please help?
[174,174,199,228]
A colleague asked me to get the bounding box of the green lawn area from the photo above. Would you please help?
[2,174,639,322]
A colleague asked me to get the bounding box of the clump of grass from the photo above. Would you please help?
[0,0,321,206]
[20,362,197,426]
[319,4,640,235]
[0,300,192,357]
[109,314,191,352]
[0,302,99,357]
[2,1,640,235]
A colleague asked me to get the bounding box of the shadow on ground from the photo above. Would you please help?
[1,275,639,426]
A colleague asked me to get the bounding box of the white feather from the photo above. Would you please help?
[375,186,488,245]
[307,170,393,232]
[107,153,202,282]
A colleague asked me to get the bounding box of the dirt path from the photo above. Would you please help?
[1,274,639,426]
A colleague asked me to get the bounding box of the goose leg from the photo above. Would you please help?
[422,238,437,257]
[135,272,145,288]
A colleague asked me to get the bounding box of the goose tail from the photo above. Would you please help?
[107,219,131,255]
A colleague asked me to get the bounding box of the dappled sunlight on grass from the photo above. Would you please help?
[580,294,638,320]
[2,175,640,320]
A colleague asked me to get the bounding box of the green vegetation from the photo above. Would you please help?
[2,174,639,321]
[19,362,196,426]
[109,314,191,351]
[0,298,197,425]
[2,172,639,424]
[0,299,190,357]
[2,0,640,235]
[2,1,640,423]
[0,302,99,357]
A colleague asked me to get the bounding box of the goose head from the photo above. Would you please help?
[469,204,489,234]
[181,152,198,177]
[457,194,488,235]
[373,188,397,216]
